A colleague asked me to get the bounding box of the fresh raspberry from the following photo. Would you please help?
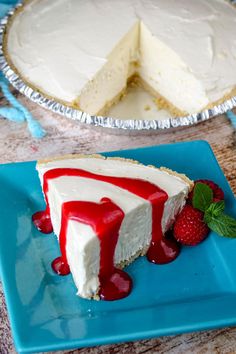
[188,179,224,204]
[173,205,210,246]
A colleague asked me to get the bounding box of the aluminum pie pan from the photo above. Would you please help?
[1,1,236,132]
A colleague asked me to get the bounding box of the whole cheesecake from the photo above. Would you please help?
[3,0,236,116]
[33,154,193,300]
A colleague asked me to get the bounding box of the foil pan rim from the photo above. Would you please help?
[1,1,236,131]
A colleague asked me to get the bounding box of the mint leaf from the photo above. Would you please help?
[206,201,225,217]
[206,213,236,238]
[193,183,213,212]
[204,201,225,224]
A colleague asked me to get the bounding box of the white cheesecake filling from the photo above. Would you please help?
[37,156,190,298]
[47,176,151,298]
[6,0,236,115]
[139,23,209,113]
[79,22,139,115]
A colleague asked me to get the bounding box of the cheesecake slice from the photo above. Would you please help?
[33,155,193,300]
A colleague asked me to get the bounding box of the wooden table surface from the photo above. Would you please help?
[0,89,236,354]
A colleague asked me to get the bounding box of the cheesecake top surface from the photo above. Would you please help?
[5,0,236,106]
[37,154,193,198]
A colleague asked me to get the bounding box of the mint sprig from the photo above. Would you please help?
[192,183,236,238]
[206,214,236,238]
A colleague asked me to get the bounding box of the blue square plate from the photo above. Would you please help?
[0,140,236,354]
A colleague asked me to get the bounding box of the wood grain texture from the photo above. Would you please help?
[0,91,236,354]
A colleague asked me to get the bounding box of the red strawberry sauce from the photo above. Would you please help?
[32,168,180,300]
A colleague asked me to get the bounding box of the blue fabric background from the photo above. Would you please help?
[0,0,46,138]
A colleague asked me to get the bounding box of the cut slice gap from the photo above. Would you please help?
[107,84,170,121]
[73,21,209,117]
